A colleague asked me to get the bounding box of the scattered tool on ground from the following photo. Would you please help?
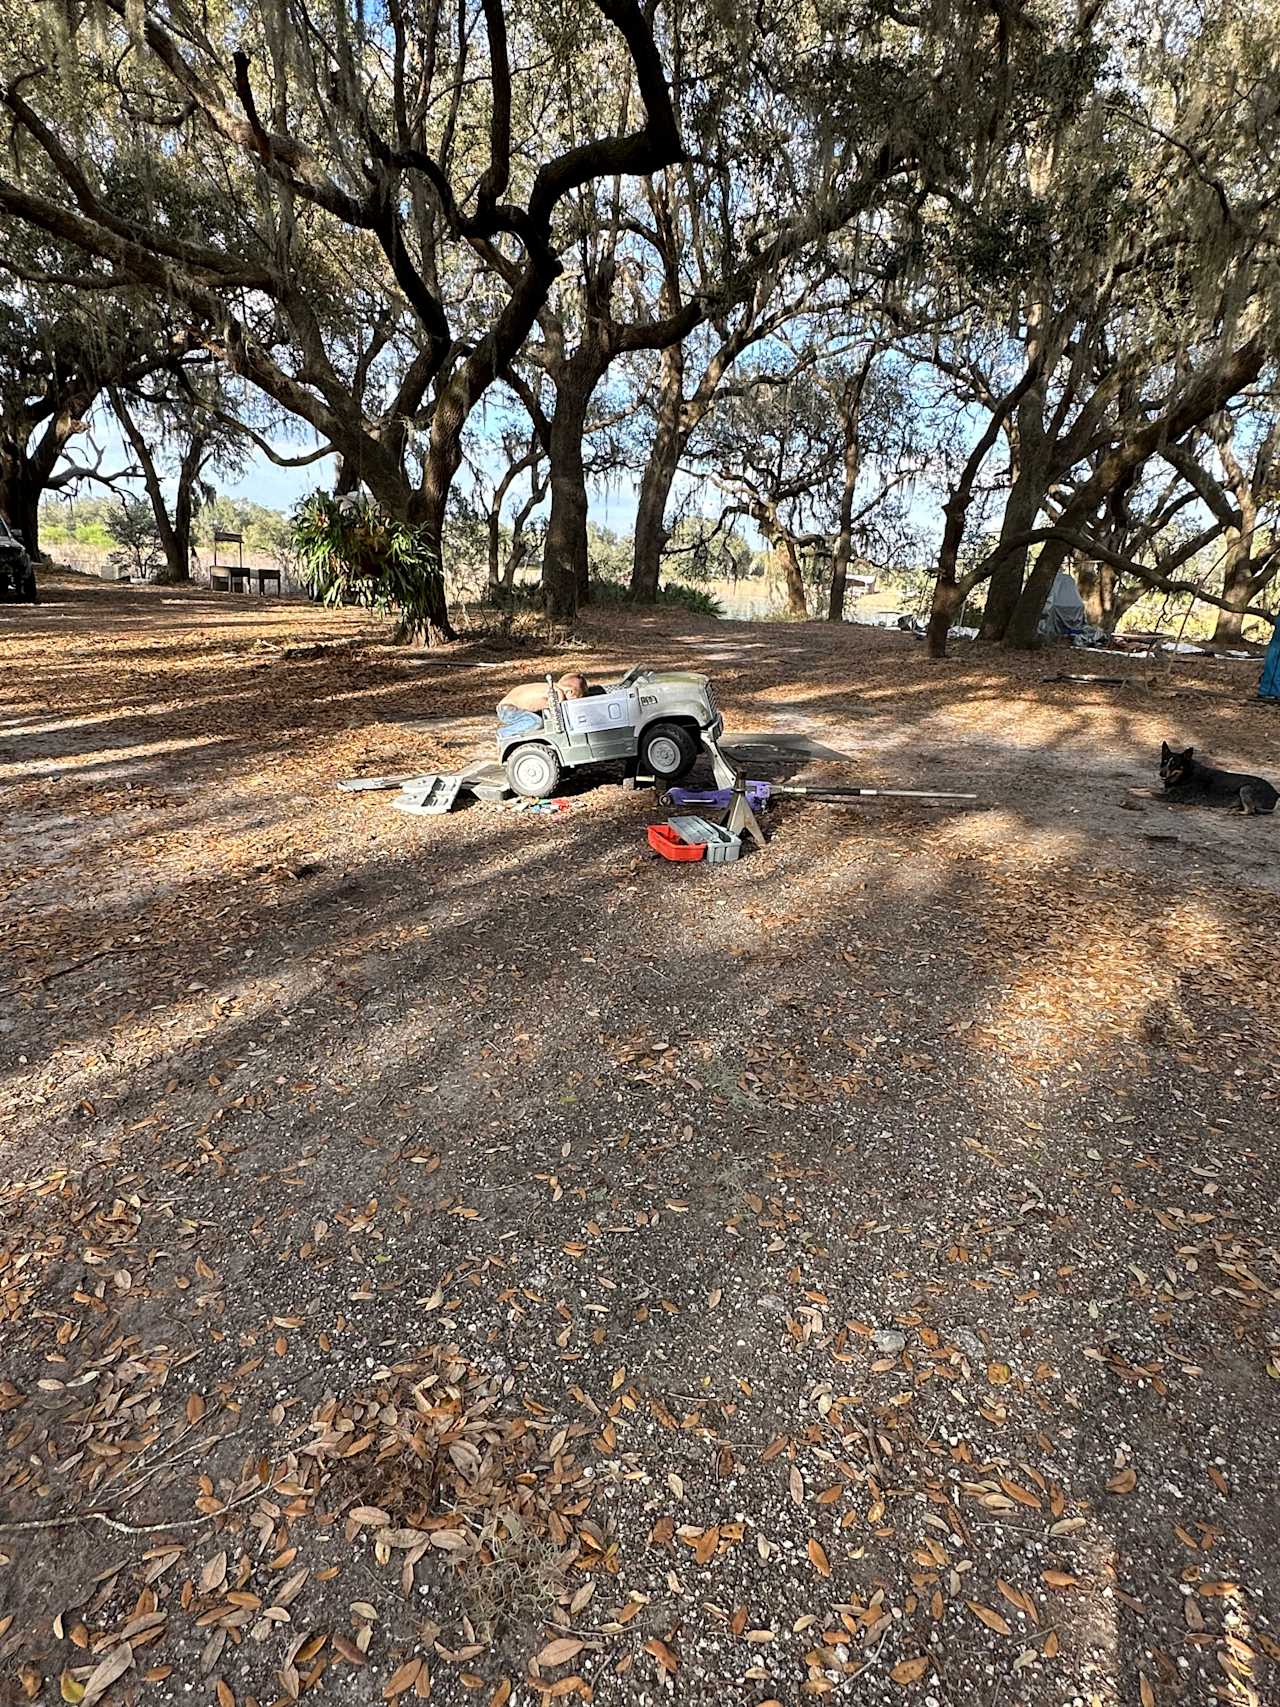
[336,773,419,791]
[339,758,514,813]
[648,822,705,860]
[721,769,769,849]
[392,774,465,816]
[665,814,741,861]
[1044,674,1130,686]
[666,781,980,807]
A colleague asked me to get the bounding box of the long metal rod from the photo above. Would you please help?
[768,784,979,801]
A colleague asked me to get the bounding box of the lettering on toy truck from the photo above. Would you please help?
[640,694,657,707]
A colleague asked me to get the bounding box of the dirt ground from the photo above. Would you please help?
[2,571,1279,1707]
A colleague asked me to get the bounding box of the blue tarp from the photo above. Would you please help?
[1261,624,1280,701]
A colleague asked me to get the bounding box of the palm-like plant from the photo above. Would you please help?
[291,493,447,643]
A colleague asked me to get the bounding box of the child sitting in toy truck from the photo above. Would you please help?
[496,673,591,737]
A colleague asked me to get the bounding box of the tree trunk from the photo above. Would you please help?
[503,533,528,590]
[631,427,681,602]
[1075,558,1105,628]
[2,381,99,560]
[542,378,592,626]
[926,576,965,657]
[110,387,195,580]
[575,512,591,607]
[828,414,861,622]
[926,484,974,659]
[1077,555,1131,633]
[400,473,457,644]
[979,465,1046,640]
[777,540,808,618]
[1210,538,1251,645]
[502,476,545,591]
[168,436,207,583]
[981,304,1052,640]
[487,444,541,597]
[487,502,503,594]
[1003,539,1071,648]
[631,335,685,603]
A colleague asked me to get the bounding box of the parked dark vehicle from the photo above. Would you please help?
[0,517,37,602]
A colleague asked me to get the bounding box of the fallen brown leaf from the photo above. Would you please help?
[382,1658,422,1698]
[890,1656,930,1685]
[645,1638,678,1675]
[967,1602,1012,1635]
[536,1639,584,1668]
[1042,1570,1082,1590]
[81,1645,133,1707]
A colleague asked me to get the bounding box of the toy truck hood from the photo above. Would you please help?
[625,669,712,688]
[630,670,721,730]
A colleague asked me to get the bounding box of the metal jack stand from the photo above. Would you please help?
[724,768,767,849]
[702,734,766,849]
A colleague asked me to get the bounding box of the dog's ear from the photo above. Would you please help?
[1182,746,1195,760]
[1161,741,1171,760]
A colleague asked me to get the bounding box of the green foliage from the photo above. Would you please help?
[105,496,164,578]
[44,493,291,554]
[589,574,725,618]
[586,522,633,583]
[39,497,122,546]
[291,491,445,632]
[195,497,292,556]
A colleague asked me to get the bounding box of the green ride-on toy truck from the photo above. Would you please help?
[497,665,725,798]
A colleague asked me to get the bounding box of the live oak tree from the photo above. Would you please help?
[922,0,1280,653]
[693,363,851,617]
[108,374,329,586]
[1170,407,1280,645]
[0,247,184,555]
[1,0,685,640]
[481,420,547,597]
[624,169,821,605]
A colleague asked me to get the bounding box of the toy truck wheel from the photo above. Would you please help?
[640,721,699,783]
[505,743,562,799]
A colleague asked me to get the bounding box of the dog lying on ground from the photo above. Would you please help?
[1159,742,1278,815]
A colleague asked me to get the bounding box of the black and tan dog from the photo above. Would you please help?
[1159,742,1279,815]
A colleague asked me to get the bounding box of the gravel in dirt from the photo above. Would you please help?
[1,572,1278,1707]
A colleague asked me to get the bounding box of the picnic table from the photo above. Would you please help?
[209,565,283,595]
[209,531,282,594]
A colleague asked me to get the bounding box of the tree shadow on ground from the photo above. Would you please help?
[2,579,1278,1705]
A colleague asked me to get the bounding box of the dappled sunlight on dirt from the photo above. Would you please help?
[2,576,1280,1706]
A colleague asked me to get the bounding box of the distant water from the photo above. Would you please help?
[715,588,792,621]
